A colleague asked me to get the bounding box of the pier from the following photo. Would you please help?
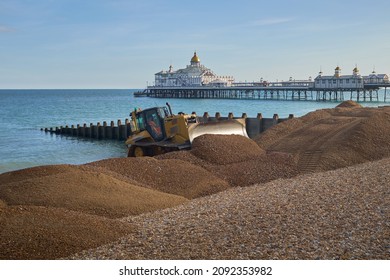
[138,51,390,102]
[42,112,294,140]
[136,82,390,102]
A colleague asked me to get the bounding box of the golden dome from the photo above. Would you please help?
[191,52,200,63]
[335,66,341,71]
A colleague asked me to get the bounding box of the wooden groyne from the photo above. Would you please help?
[41,119,132,141]
[199,112,294,138]
[41,112,294,140]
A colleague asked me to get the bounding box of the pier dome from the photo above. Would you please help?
[190,52,200,65]
[154,51,234,87]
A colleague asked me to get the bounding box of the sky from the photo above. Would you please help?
[1,0,390,89]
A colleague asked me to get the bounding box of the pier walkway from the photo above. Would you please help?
[136,82,390,102]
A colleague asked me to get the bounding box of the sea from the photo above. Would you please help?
[0,89,388,174]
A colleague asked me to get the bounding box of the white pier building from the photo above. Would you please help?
[154,52,234,87]
[314,66,389,89]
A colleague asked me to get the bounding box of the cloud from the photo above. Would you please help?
[249,17,294,26]
[0,25,14,32]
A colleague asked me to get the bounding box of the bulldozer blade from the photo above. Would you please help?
[188,118,248,142]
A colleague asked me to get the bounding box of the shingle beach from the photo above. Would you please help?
[1,101,389,260]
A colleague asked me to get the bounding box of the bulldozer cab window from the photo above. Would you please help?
[160,107,169,117]
[145,111,164,141]
[135,115,145,131]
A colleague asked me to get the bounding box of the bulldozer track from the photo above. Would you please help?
[298,150,323,173]
[296,118,363,173]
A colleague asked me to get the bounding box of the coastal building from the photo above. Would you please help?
[154,52,234,87]
[314,66,364,89]
[363,70,389,84]
[314,66,389,89]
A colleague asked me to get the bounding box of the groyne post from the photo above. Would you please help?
[91,123,98,138]
[77,124,82,137]
[98,122,105,139]
[257,113,264,133]
[85,123,91,138]
[125,119,132,137]
[71,125,77,136]
[118,120,127,140]
[246,114,261,138]
[113,120,120,139]
[273,114,279,125]
[102,121,108,139]
[202,112,210,123]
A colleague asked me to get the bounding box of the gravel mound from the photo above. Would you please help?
[71,157,389,260]
[157,136,297,186]
[336,100,362,108]
[255,105,390,172]
[191,134,265,164]
[156,150,208,166]
[87,157,230,199]
[0,165,188,218]
[0,205,134,259]
[208,152,299,187]
[0,164,78,185]
[318,110,390,170]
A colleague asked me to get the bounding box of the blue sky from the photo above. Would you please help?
[1,0,389,89]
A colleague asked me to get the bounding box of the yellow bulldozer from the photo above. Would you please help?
[125,103,248,157]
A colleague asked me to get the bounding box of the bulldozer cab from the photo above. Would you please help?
[133,107,169,141]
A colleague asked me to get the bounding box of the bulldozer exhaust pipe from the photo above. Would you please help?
[166,102,173,116]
